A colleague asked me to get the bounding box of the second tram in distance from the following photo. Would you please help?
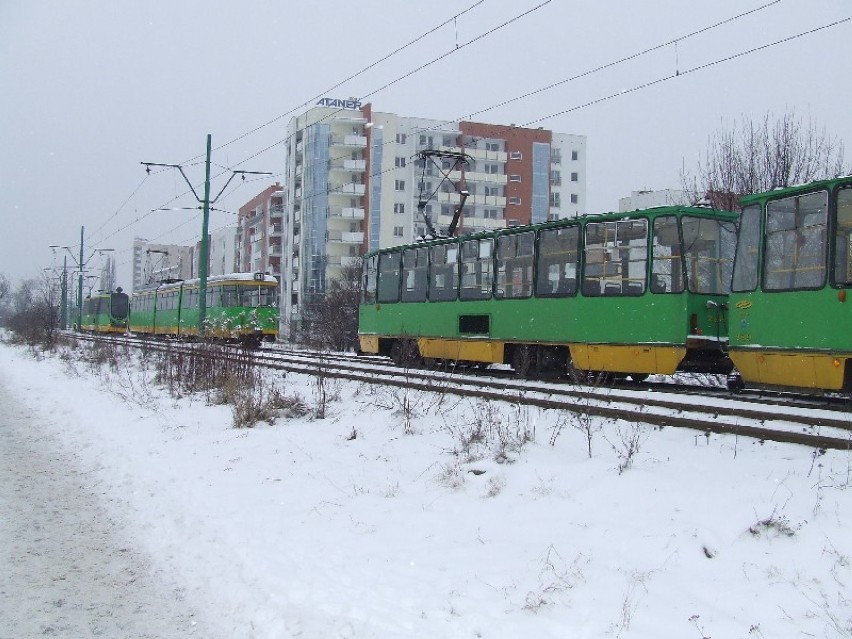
[358,206,737,381]
[130,272,280,347]
[80,287,130,333]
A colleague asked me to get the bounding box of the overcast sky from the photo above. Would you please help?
[2,0,850,288]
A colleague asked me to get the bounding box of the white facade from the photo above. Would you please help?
[207,226,238,277]
[131,238,194,291]
[618,189,689,212]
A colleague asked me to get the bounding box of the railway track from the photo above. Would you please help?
[72,333,852,452]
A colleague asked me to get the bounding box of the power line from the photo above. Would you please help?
[81,1,490,250]
[183,0,487,164]
[522,16,852,127]
[97,1,553,253]
[450,0,782,125]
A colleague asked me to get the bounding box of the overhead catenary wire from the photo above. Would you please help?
[522,16,852,128]
[87,1,550,254]
[88,5,846,277]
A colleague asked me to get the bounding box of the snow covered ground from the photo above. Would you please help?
[1,339,851,638]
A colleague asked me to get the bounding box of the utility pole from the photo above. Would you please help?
[142,137,270,335]
[49,233,113,332]
[200,134,212,330]
[60,255,67,330]
[77,226,85,330]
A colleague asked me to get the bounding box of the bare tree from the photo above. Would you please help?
[300,259,362,352]
[0,273,10,325]
[6,275,61,348]
[685,111,847,210]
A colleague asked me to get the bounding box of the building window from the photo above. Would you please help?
[485,163,500,174]
[486,142,500,152]
[484,186,501,197]
[442,135,456,147]
[571,150,579,161]
[419,134,433,147]
[393,226,404,237]
[509,174,522,182]
[571,172,579,182]
[550,171,561,186]
[551,148,561,164]
[550,192,561,207]
[509,196,521,205]
[396,133,407,144]
[510,151,523,160]
[395,156,406,168]
[395,180,405,191]
[570,193,578,204]
[394,203,405,214]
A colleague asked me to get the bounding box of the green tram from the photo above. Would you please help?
[129,272,279,346]
[80,288,130,333]
[358,206,737,380]
[728,175,852,392]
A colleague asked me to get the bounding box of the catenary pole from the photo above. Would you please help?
[60,255,67,330]
[199,134,212,333]
[77,226,84,331]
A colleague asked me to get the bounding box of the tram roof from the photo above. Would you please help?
[366,204,737,256]
[740,174,852,206]
[133,272,278,293]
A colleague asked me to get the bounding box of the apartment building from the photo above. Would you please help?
[131,237,195,291]
[235,183,284,280]
[279,101,587,337]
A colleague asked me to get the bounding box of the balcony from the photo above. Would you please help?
[340,207,365,220]
[450,170,507,185]
[334,183,366,196]
[328,231,365,244]
[330,159,366,172]
[330,135,367,148]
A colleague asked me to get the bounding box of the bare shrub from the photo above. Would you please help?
[436,462,466,490]
[155,341,255,400]
[748,509,799,539]
[448,397,535,463]
[370,370,449,435]
[605,421,650,474]
[522,547,587,613]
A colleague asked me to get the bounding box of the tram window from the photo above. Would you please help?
[220,285,240,307]
[651,216,684,293]
[764,190,827,290]
[377,251,402,303]
[496,231,534,298]
[732,205,761,292]
[536,226,579,297]
[259,285,278,307]
[583,220,647,296]
[832,187,852,286]
[429,244,459,301]
[207,286,221,308]
[682,216,735,294]
[460,238,493,300]
[363,255,378,304]
[401,246,428,302]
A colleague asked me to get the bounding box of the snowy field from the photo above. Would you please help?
[1,339,851,638]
